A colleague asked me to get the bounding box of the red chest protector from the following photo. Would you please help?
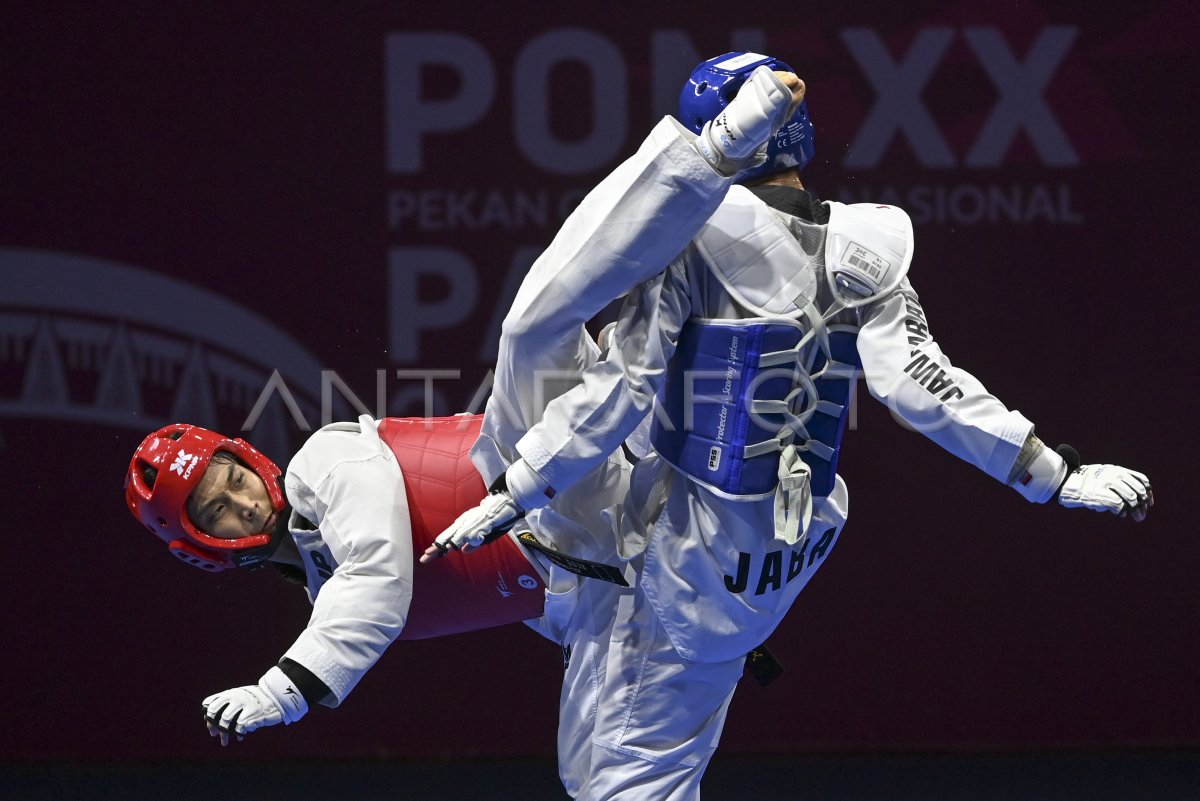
[377,415,546,640]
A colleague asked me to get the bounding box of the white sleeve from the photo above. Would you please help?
[282,456,414,705]
[857,277,1037,485]
[475,116,732,485]
[509,259,692,505]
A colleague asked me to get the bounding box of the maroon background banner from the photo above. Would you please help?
[2,1,1197,761]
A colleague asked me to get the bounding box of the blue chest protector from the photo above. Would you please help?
[651,319,861,498]
[648,191,912,501]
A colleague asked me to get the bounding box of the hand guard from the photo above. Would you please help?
[201,666,308,746]
[1058,463,1153,521]
[420,490,524,563]
[695,66,794,176]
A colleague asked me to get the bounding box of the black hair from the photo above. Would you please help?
[209,451,240,467]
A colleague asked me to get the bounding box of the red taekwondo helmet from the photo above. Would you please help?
[125,424,286,572]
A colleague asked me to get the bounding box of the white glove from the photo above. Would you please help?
[420,490,524,563]
[695,66,795,176]
[1058,464,1153,521]
[202,666,308,746]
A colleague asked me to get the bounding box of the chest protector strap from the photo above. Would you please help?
[651,195,911,515]
[376,416,545,640]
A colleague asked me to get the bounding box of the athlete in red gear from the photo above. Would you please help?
[125,414,593,744]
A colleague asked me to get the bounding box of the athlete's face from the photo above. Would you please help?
[187,459,275,539]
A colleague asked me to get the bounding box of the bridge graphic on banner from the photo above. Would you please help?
[0,248,324,461]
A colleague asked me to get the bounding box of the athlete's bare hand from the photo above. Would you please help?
[773,71,806,118]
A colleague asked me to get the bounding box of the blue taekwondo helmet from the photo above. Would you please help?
[678,51,815,183]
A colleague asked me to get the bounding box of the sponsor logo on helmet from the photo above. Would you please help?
[170,449,200,479]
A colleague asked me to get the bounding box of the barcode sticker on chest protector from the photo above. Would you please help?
[822,202,913,309]
[836,241,891,299]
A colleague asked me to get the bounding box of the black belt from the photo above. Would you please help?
[517,531,629,587]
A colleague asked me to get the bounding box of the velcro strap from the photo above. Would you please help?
[751,399,790,415]
[744,438,784,459]
[517,532,629,587]
[773,445,813,545]
[260,665,307,725]
[815,400,843,417]
[797,439,835,462]
[759,347,803,368]
[819,359,860,379]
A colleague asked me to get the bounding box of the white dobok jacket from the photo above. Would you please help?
[481,116,1050,663]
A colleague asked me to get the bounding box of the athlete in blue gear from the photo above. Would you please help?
[427,52,1152,799]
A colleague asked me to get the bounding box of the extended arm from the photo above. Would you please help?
[203,443,415,743]
[425,68,802,560]
[858,279,1151,519]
